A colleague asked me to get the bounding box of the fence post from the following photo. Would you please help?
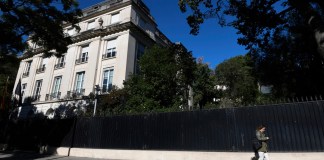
[68,117,77,156]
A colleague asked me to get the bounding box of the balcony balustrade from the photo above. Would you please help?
[36,67,46,73]
[45,92,61,101]
[22,72,29,77]
[75,56,88,64]
[67,89,85,99]
[32,95,41,102]
[54,62,65,70]
[102,51,116,60]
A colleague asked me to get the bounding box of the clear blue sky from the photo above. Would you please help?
[78,0,247,69]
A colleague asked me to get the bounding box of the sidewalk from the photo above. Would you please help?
[2,149,324,160]
[0,150,109,160]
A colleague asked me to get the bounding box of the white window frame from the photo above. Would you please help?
[105,39,117,58]
[40,58,48,70]
[57,55,65,67]
[102,68,114,92]
[52,76,62,98]
[75,72,85,93]
[25,61,32,73]
[42,58,48,66]
[34,80,42,97]
[80,46,89,63]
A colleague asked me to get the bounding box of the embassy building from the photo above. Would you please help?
[12,0,171,118]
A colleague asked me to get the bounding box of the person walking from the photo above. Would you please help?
[256,125,270,160]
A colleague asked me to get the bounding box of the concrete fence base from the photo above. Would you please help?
[47,147,324,160]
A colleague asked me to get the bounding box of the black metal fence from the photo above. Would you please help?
[0,118,74,150]
[1,101,324,152]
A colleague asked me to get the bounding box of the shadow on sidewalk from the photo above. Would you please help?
[0,150,68,160]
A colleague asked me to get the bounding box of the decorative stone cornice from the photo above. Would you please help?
[21,48,45,60]
[62,0,132,28]
[22,21,154,60]
[82,0,132,22]
[71,21,135,43]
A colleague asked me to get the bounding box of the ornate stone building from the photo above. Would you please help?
[12,0,170,118]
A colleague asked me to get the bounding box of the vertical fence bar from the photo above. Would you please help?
[68,117,77,156]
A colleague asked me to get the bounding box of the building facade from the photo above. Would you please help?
[12,0,170,117]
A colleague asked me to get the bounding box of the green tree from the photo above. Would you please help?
[123,44,195,114]
[247,8,324,97]
[192,58,217,109]
[179,0,324,97]
[0,0,82,57]
[96,86,128,116]
[0,54,20,112]
[215,55,258,106]
[171,43,196,109]
[178,0,324,39]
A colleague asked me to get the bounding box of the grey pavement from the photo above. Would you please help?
[0,150,112,160]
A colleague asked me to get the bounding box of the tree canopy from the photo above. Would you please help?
[192,58,217,109]
[0,0,82,57]
[215,55,258,106]
[179,0,324,97]
[179,0,324,54]
[97,44,240,115]
[179,1,323,33]
[112,44,196,114]
[0,54,19,111]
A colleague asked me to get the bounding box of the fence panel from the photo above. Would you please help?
[1,101,324,152]
[71,101,324,151]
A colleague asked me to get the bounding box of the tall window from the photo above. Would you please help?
[102,68,114,92]
[22,83,27,97]
[55,55,65,69]
[57,55,65,68]
[135,42,145,74]
[41,58,48,68]
[87,20,95,30]
[37,58,48,73]
[79,45,89,63]
[75,72,85,93]
[111,12,120,24]
[23,61,32,76]
[104,39,117,58]
[34,80,42,100]
[22,83,27,102]
[136,42,145,59]
[52,76,62,98]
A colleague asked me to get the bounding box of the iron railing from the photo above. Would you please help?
[54,62,65,69]
[32,95,41,102]
[36,67,46,73]
[102,51,116,59]
[45,92,61,101]
[22,72,29,77]
[76,54,88,64]
[67,89,85,99]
